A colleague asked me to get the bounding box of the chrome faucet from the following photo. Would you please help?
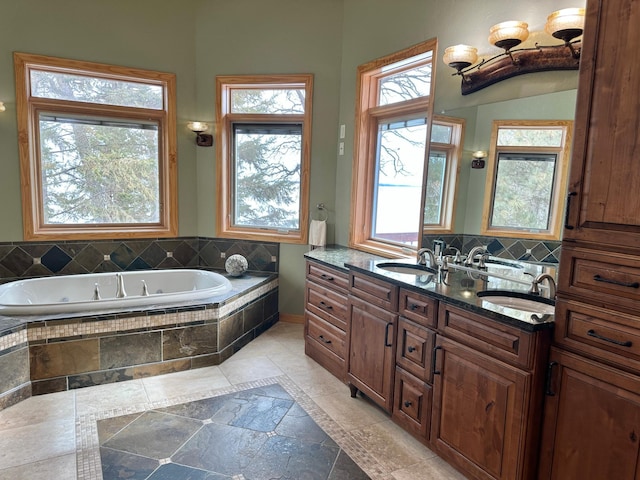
[92,283,101,301]
[529,273,557,299]
[140,280,149,297]
[464,246,488,267]
[115,273,127,298]
[417,248,437,267]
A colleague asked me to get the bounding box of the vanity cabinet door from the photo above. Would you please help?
[563,0,640,249]
[431,336,530,480]
[392,366,432,442]
[347,295,397,412]
[538,348,640,480]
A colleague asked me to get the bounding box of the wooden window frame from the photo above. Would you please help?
[423,115,465,234]
[350,39,438,257]
[215,74,313,244]
[481,119,573,240]
[14,52,177,241]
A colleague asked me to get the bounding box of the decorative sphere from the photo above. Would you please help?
[225,254,248,277]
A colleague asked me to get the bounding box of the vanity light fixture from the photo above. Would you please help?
[471,150,488,169]
[187,121,213,147]
[0,102,5,112]
[443,7,585,95]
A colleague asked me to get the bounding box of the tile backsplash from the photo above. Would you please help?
[0,237,279,282]
[422,234,561,264]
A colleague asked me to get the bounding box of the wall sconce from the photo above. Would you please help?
[443,7,585,95]
[187,121,213,147]
[471,150,487,169]
[0,102,5,112]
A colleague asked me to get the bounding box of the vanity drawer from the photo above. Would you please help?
[559,246,640,309]
[396,317,435,383]
[306,310,347,361]
[306,261,349,293]
[555,299,640,373]
[438,303,534,369]
[400,288,438,328]
[349,271,399,311]
[305,281,348,331]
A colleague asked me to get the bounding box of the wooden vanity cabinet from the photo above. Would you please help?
[433,304,551,480]
[561,0,640,250]
[541,0,640,478]
[392,288,438,442]
[347,272,398,412]
[538,348,640,480]
[304,260,350,381]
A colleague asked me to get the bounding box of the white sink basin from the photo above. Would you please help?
[376,262,437,276]
[477,290,555,314]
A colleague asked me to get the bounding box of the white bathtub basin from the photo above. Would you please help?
[0,269,233,316]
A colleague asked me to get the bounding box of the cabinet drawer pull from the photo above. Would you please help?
[407,346,416,353]
[404,401,412,408]
[564,191,577,230]
[587,329,632,347]
[319,301,333,310]
[432,345,442,375]
[384,322,393,347]
[318,335,332,344]
[320,273,334,281]
[409,303,420,311]
[545,361,558,396]
[593,274,640,289]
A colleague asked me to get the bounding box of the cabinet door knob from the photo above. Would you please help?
[404,401,412,408]
[409,303,420,311]
[407,346,416,353]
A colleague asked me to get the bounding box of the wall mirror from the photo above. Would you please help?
[420,86,578,257]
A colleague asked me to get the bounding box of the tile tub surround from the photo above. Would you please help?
[0,273,278,411]
[422,234,561,264]
[0,236,279,281]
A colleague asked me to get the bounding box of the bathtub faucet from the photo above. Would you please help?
[115,273,127,298]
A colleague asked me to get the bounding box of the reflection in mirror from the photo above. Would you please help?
[481,120,573,241]
[421,89,578,264]
[423,116,464,233]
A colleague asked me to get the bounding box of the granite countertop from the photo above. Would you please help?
[305,245,556,332]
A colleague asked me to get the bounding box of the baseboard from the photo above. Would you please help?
[279,313,304,324]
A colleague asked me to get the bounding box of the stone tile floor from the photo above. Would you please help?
[0,322,467,479]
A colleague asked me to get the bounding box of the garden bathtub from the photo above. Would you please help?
[0,269,232,316]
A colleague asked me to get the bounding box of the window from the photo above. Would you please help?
[481,120,573,240]
[350,39,440,256]
[423,116,464,232]
[14,52,177,240]
[216,75,313,243]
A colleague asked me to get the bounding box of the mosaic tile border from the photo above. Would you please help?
[0,329,27,352]
[76,375,393,480]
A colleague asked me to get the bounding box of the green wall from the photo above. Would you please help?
[0,0,585,316]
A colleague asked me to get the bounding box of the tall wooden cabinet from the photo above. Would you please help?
[540,0,640,478]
